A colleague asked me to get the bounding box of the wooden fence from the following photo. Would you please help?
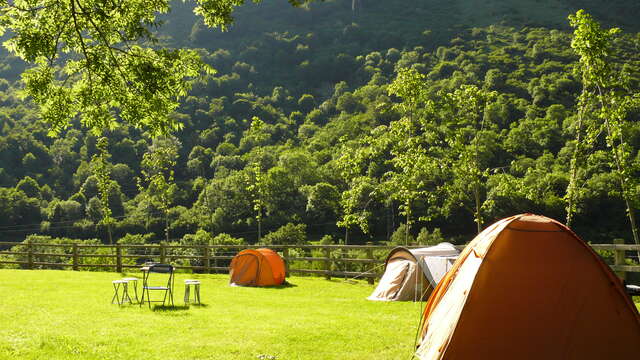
[1,241,639,283]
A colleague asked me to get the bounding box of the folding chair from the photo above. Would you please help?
[140,263,175,308]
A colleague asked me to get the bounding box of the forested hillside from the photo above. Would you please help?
[0,0,639,249]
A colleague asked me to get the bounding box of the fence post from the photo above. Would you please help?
[613,238,626,280]
[213,248,218,274]
[27,242,33,270]
[204,246,210,274]
[160,243,166,264]
[366,246,374,284]
[283,247,290,278]
[324,247,331,280]
[116,243,122,273]
[341,247,348,274]
[72,243,78,271]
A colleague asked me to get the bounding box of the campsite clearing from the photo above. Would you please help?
[0,269,420,360]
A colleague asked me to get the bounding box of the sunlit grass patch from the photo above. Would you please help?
[0,270,421,360]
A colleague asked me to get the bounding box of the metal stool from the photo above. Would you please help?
[111,280,132,305]
[184,280,201,305]
[122,277,140,304]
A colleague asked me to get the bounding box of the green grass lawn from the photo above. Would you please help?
[2,270,638,360]
[0,270,423,360]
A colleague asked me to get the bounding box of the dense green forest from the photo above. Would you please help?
[0,0,640,252]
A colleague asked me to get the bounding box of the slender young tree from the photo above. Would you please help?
[567,10,640,253]
[246,161,266,243]
[245,117,267,242]
[442,85,497,234]
[91,137,115,244]
[385,68,431,244]
[340,68,444,244]
[336,176,378,244]
[138,138,179,243]
[335,129,385,245]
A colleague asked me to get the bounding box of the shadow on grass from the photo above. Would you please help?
[185,303,210,308]
[151,305,190,312]
[229,281,297,289]
[273,281,297,289]
[322,278,369,285]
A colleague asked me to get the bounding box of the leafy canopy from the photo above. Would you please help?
[0,0,305,137]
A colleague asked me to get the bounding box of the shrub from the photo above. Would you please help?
[416,227,445,246]
[212,233,244,245]
[319,235,335,245]
[389,224,414,245]
[262,223,307,245]
[8,235,102,270]
[178,230,244,271]
[116,233,156,265]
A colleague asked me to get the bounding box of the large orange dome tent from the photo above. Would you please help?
[229,248,286,286]
[416,214,640,360]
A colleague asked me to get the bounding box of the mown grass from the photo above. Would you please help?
[0,270,422,360]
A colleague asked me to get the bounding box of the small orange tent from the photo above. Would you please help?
[416,214,640,360]
[229,248,286,286]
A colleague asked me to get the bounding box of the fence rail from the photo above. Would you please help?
[0,242,639,282]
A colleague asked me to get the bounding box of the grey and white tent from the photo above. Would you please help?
[368,243,459,301]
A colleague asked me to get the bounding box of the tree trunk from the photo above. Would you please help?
[623,199,640,260]
[473,116,484,234]
[474,183,482,234]
[146,203,151,231]
[165,210,169,243]
[387,204,392,241]
[257,216,261,243]
[565,106,585,227]
[344,227,349,245]
[405,208,411,246]
[204,179,214,233]
[390,204,395,240]
[107,223,113,245]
